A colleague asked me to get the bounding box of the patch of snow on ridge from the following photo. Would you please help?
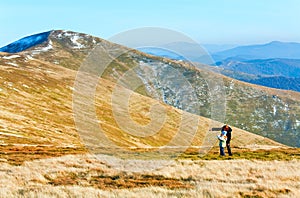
[41,40,53,51]
[7,62,18,67]
[295,120,300,127]
[25,55,34,61]
[30,40,53,55]
[2,55,20,59]
[71,35,85,49]
[62,30,73,37]
[273,105,277,116]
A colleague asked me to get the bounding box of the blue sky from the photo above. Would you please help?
[1,0,299,47]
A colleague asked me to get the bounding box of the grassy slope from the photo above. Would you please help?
[25,30,300,147]
[0,52,285,163]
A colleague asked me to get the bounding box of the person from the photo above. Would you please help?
[221,124,233,156]
[217,131,227,156]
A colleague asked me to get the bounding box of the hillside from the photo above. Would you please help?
[0,52,280,151]
[1,30,300,148]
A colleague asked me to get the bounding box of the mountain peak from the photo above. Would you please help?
[267,41,283,45]
[0,30,107,56]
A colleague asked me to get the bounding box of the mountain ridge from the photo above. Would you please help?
[0,51,283,151]
[1,30,300,147]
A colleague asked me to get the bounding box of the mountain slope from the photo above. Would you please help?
[1,30,300,147]
[0,52,281,152]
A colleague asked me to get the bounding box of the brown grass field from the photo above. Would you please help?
[0,146,300,197]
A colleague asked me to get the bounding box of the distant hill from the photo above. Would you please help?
[215,58,300,92]
[211,41,300,92]
[138,47,186,60]
[139,43,237,63]
[216,69,300,92]
[247,76,300,92]
[212,41,300,62]
[203,44,238,53]
[216,58,300,77]
[138,42,215,64]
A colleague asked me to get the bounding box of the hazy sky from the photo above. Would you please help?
[1,0,299,47]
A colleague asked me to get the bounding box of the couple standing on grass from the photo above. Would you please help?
[217,124,233,156]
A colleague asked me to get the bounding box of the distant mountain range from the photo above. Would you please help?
[138,41,300,62]
[215,58,300,92]
[216,58,300,78]
[218,68,300,92]
[138,41,300,92]
[212,41,300,61]
[213,42,300,92]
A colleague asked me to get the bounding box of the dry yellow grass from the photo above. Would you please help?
[0,154,299,197]
[0,53,280,152]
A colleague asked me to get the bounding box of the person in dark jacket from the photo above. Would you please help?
[221,124,232,156]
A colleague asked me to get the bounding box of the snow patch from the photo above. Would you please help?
[4,82,13,87]
[229,79,235,89]
[56,32,63,38]
[41,40,53,51]
[68,86,75,91]
[13,88,20,92]
[71,35,85,49]
[62,31,73,37]
[283,104,289,111]
[273,105,277,116]
[22,84,30,89]
[2,55,20,59]
[7,62,18,67]
[28,40,53,55]
[295,120,300,127]
[25,55,34,62]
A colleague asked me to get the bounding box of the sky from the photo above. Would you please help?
[1,0,300,47]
